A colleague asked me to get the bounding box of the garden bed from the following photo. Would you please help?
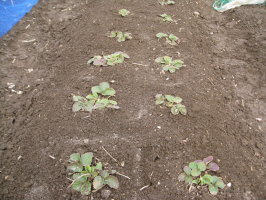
[0,0,265,199]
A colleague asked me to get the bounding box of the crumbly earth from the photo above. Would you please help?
[0,0,265,200]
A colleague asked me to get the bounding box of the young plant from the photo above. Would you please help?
[155,56,184,73]
[119,9,130,17]
[88,52,129,66]
[155,94,187,115]
[159,0,175,5]
[72,82,119,112]
[109,31,132,42]
[159,14,174,22]
[68,152,119,195]
[178,156,225,195]
[156,33,179,45]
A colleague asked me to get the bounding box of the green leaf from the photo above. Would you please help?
[178,173,186,181]
[93,176,104,190]
[162,66,171,72]
[109,100,118,105]
[91,86,102,94]
[216,179,225,189]
[191,168,201,177]
[95,162,103,170]
[100,170,109,178]
[184,176,193,184]
[73,96,84,102]
[72,180,83,191]
[171,105,179,115]
[168,34,178,41]
[197,162,207,171]
[86,93,98,100]
[169,67,176,73]
[192,179,200,184]
[105,175,119,189]
[176,104,187,115]
[72,102,82,112]
[209,184,219,195]
[81,152,93,166]
[163,56,172,64]
[70,153,81,162]
[68,164,83,172]
[119,9,130,17]
[155,94,165,105]
[84,101,94,112]
[102,88,116,96]
[183,166,191,175]
[121,52,130,58]
[165,95,175,102]
[173,97,182,103]
[156,33,168,38]
[210,175,219,184]
[80,181,92,195]
[201,174,213,185]
[73,174,88,182]
[109,31,117,38]
[165,101,173,108]
[173,59,184,68]
[155,57,164,63]
[99,82,110,90]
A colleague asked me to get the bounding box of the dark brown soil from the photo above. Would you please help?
[0,0,265,200]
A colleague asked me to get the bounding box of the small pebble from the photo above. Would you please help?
[227,182,232,187]
[193,11,200,16]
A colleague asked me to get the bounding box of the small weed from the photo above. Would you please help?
[178,156,225,195]
[119,9,130,17]
[159,0,175,5]
[156,33,179,45]
[155,94,187,115]
[72,82,119,112]
[68,152,119,195]
[109,31,132,42]
[159,14,174,22]
[155,56,184,73]
[88,52,129,66]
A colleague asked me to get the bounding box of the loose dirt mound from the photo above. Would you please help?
[0,0,265,200]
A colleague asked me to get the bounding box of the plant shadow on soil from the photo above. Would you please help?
[0,0,265,200]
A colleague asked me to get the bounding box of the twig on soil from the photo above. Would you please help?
[102,146,118,163]
[140,184,151,191]
[132,63,148,67]
[116,171,130,180]
[48,155,55,159]
[21,39,36,43]
[188,183,194,193]
[66,177,73,182]
[207,78,215,86]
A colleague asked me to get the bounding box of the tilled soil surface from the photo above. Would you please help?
[0,0,265,200]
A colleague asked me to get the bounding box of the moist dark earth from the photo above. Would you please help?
[0,0,265,200]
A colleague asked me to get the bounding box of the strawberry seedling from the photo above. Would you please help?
[156,33,179,45]
[72,82,119,112]
[119,9,130,17]
[178,156,225,195]
[155,56,184,73]
[88,52,129,66]
[159,14,174,22]
[159,0,175,5]
[155,94,187,115]
[68,152,119,195]
[109,31,132,42]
